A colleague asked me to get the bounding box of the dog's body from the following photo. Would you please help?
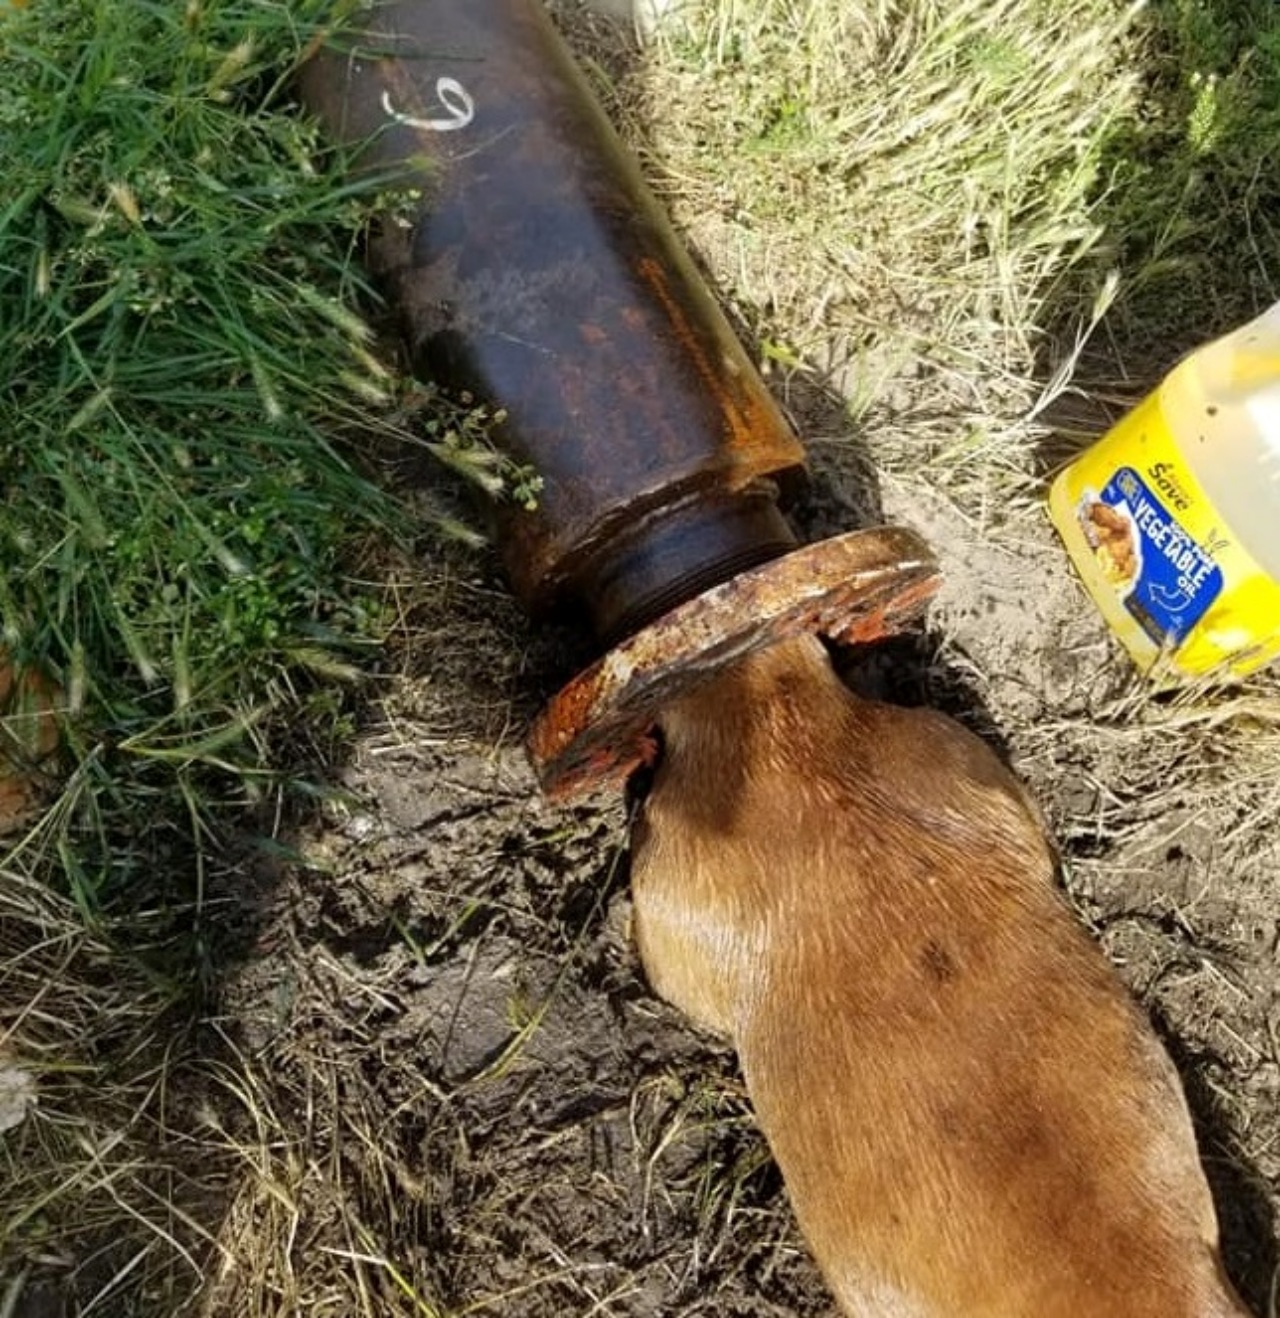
[631,634,1250,1317]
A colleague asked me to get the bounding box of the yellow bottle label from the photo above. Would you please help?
[1048,390,1280,677]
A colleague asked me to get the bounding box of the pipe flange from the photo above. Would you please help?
[529,525,940,798]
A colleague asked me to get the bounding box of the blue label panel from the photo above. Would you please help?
[1089,467,1223,647]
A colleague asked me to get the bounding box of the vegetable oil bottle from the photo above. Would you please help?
[1049,303,1280,678]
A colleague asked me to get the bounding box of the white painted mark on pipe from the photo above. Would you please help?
[381,79,476,133]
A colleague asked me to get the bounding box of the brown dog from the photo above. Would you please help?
[631,633,1252,1317]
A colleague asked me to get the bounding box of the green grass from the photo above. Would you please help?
[0,0,421,889]
[0,0,416,910]
[0,0,427,1304]
[0,0,545,1302]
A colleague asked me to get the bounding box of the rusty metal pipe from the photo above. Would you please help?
[299,0,804,643]
[299,0,940,795]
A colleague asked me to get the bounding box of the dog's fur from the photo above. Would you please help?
[631,634,1251,1317]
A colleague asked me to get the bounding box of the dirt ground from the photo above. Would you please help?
[199,482,1280,1316]
[196,8,1279,1318]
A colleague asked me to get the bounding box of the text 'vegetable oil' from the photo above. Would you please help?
[1049,303,1280,678]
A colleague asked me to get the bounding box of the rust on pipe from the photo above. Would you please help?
[529,527,939,798]
[298,0,940,797]
[298,0,804,644]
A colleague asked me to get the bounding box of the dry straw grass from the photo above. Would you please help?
[633,0,1134,358]
[0,863,219,1313]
